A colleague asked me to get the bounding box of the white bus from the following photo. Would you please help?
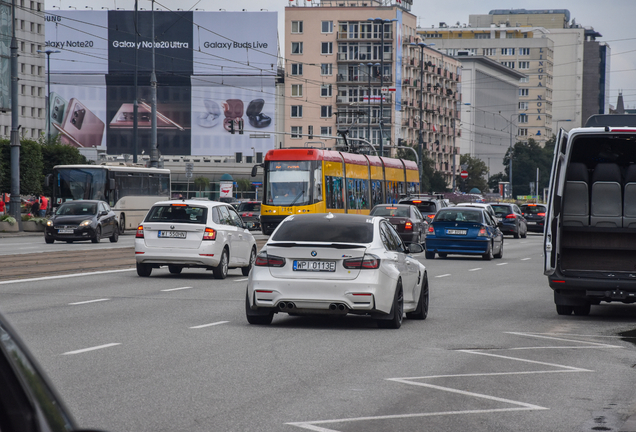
[49,164,171,233]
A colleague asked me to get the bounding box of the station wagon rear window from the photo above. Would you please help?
[145,205,207,224]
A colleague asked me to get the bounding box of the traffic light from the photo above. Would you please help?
[238,119,244,135]
[229,120,235,134]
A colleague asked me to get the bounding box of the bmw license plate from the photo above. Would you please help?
[446,229,467,235]
[58,229,73,234]
[293,260,336,272]
[158,231,186,239]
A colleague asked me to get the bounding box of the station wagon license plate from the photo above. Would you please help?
[446,229,467,235]
[158,231,186,239]
[57,229,73,234]
[293,260,336,272]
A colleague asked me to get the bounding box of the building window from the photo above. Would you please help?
[38,108,42,118]
[291,21,303,34]
[30,65,34,74]
[320,63,333,75]
[20,63,24,73]
[321,106,332,118]
[30,44,35,54]
[291,63,303,75]
[37,24,41,33]
[291,126,302,138]
[30,22,34,32]
[30,86,34,95]
[483,48,496,56]
[30,107,35,117]
[321,42,333,55]
[321,21,333,33]
[519,48,530,56]
[519,114,528,124]
[290,105,303,118]
[291,84,303,97]
[320,84,332,97]
[20,84,24,94]
[20,41,24,51]
[38,87,42,96]
[475,33,490,39]
[518,61,530,69]
[520,77,529,83]
[519,102,529,110]
[291,42,303,55]
[320,126,332,136]
[20,20,24,29]
[518,128,528,136]
[308,125,313,139]
[21,106,25,115]
[501,48,515,55]
[519,88,529,96]
[501,61,515,69]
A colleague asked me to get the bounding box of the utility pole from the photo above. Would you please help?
[9,0,22,230]
[149,0,158,168]
[133,0,139,163]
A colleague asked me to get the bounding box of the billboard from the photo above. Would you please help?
[45,10,277,156]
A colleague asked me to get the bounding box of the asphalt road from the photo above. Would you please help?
[1,233,636,432]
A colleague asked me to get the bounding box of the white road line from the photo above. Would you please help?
[161,286,193,292]
[496,262,508,266]
[468,268,482,272]
[521,258,532,261]
[0,268,136,285]
[435,274,451,278]
[69,298,110,305]
[234,278,249,282]
[190,321,229,329]
[62,343,121,355]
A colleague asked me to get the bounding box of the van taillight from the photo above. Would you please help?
[136,225,144,238]
[255,252,285,267]
[343,254,380,269]
[405,221,413,230]
[203,227,216,240]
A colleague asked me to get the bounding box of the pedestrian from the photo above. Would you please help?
[39,195,48,217]
[30,199,39,216]
[0,198,5,216]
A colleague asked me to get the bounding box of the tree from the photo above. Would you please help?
[236,178,252,198]
[0,139,44,196]
[488,172,507,192]
[458,154,489,193]
[193,176,209,193]
[503,137,555,197]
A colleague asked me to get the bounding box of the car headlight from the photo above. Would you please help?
[46,220,53,226]
[79,220,92,227]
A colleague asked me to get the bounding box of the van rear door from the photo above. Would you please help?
[544,130,569,275]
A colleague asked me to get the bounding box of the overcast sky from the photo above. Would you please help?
[53,0,636,109]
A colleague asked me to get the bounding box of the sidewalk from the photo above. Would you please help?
[0,230,43,239]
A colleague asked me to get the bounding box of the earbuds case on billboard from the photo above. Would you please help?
[197,99,221,128]
[246,99,271,128]
[223,99,244,132]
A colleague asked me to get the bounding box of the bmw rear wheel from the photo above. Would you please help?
[245,292,274,325]
[406,277,428,320]
[482,242,494,260]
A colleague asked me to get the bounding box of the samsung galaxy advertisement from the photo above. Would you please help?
[45,10,277,156]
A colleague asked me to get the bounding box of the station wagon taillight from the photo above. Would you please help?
[505,214,517,219]
[203,227,216,240]
[136,225,144,238]
[343,254,380,270]
[405,221,413,230]
[255,252,286,267]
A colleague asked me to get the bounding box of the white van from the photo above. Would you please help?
[544,115,636,315]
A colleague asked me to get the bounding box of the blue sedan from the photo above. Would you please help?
[424,207,504,260]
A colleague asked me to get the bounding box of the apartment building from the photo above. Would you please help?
[418,23,554,146]
[0,0,45,140]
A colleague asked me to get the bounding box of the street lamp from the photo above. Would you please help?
[411,42,434,193]
[508,112,517,198]
[555,119,572,134]
[37,49,60,143]
[359,62,380,147]
[368,17,396,157]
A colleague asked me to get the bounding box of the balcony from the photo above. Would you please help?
[336,31,393,41]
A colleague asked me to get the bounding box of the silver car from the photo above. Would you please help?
[245,213,429,329]
[135,200,257,278]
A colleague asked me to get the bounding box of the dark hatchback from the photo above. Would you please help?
[519,203,546,233]
[369,204,427,244]
[399,195,447,225]
[237,201,261,231]
[44,200,118,244]
[489,203,528,239]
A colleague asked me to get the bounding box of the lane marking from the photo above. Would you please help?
[521,258,532,261]
[435,274,451,278]
[468,268,482,272]
[190,321,229,329]
[161,286,193,292]
[62,343,121,355]
[69,298,110,305]
[496,262,508,266]
[234,278,249,282]
[0,268,136,285]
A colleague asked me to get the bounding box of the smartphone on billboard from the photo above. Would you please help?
[48,92,67,138]
[53,123,84,148]
[58,98,105,148]
[110,102,184,131]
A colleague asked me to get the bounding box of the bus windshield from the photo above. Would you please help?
[53,167,107,205]
[266,161,317,206]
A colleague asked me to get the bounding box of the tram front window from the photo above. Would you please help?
[267,161,313,206]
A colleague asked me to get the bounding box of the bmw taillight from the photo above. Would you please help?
[537,212,545,217]
[428,225,434,233]
[203,227,216,240]
[478,227,488,237]
[343,254,380,270]
[136,225,144,238]
[255,252,286,267]
[506,214,517,219]
[405,221,413,230]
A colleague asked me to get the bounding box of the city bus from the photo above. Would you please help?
[49,164,171,233]
[254,148,419,235]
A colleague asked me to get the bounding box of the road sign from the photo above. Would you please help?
[185,162,194,179]
[381,87,388,94]
[460,170,468,179]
